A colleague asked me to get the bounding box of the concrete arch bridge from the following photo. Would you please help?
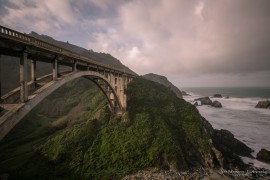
[0,25,136,140]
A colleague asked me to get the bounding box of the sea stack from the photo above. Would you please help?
[212,94,223,98]
[256,148,270,163]
[212,101,222,108]
[194,97,212,105]
[255,100,270,109]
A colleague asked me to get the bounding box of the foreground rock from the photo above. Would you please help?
[213,94,223,98]
[212,100,222,108]
[255,100,270,109]
[212,129,254,158]
[123,166,270,179]
[122,167,231,180]
[195,97,212,105]
[200,117,253,169]
[257,148,270,163]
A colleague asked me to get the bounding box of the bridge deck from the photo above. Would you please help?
[0,25,133,141]
[0,25,136,76]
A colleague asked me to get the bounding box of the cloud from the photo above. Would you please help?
[0,0,77,35]
[1,0,270,86]
[85,0,270,80]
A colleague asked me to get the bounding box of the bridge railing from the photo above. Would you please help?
[0,25,134,76]
[0,26,31,43]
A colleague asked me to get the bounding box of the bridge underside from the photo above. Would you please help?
[0,71,125,141]
[0,25,136,141]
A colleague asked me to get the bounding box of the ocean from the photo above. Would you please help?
[182,87,270,169]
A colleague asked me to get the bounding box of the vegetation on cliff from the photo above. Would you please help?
[0,77,216,179]
[143,73,183,98]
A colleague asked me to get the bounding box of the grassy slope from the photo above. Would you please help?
[0,77,212,179]
[0,78,107,177]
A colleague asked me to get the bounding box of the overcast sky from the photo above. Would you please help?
[1,0,270,87]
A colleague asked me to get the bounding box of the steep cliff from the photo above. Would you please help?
[0,77,254,179]
[143,73,182,98]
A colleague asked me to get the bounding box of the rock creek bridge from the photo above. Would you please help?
[0,25,136,140]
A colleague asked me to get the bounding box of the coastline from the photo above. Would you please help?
[182,87,270,170]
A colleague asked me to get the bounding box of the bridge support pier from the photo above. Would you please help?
[121,75,127,111]
[53,58,58,81]
[72,61,77,72]
[0,55,2,101]
[31,60,36,85]
[20,52,28,103]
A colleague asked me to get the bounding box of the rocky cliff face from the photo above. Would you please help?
[143,73,182,99]
[0,77,254,179]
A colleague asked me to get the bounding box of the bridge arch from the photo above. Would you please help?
[0,25,135,141]
[0,71,125,140]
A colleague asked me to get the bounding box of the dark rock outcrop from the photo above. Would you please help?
[255,100,270,109]
[256,148,270,163]
[201,116,253,158]
[212,129,253,158]
[212,94,222,98]
[200,116,252,169]
[195,97,212,105]
[211,101,222,108]
[159,151,170,170]
[143,73,182,98]
[182,91,190,96]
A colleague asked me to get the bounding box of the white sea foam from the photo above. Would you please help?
[183,92,270,169]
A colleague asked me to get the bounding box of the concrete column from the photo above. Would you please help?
[20,52,28,103]
[0,55,2,101]
[72,61,77,72]
[53,58,58,81]
[122,76,127,111]
[109,71,112,83]
[118,74,122,99]
[111,72,114,86]
[124,75,128,88]
[87,64,90,71]
[114,73,118,93]
[31,60,36,83]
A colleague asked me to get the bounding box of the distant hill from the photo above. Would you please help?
[29,32,136,75]
[143,73,183,98]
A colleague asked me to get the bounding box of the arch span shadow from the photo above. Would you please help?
[0,71,123,141]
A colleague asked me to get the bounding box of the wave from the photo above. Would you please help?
[183,91,270,169]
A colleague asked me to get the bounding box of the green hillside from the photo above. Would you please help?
[0,77,216,179]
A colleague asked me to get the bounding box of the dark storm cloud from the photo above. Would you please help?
[196,0,270,74]
[1,0,270,86]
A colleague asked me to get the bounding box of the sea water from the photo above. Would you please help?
[182,87,270,169]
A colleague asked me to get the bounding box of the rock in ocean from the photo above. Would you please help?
[211,100,222,108]
[256,148,270,163]
[255,100,270,109]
